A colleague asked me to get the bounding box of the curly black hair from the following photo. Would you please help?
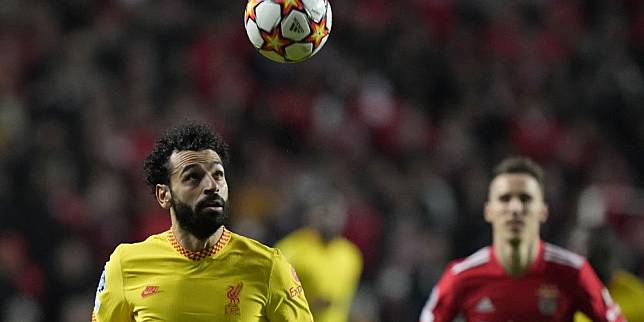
[143,122,229,195]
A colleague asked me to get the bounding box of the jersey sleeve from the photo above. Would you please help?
[575,261,626,322]
[92,245,133,322]
[266,249,314,322]
[419,264,459,322]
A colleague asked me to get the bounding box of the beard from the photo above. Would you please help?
[171,192,229,240]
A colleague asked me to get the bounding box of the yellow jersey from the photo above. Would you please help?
[275,228,362,322]
[575,270,644,322]
[92,227,313,322]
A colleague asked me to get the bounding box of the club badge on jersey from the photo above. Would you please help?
[537,284,560,316]
[225,282,243,316]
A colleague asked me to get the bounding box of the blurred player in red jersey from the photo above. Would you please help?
[419,156,626,322]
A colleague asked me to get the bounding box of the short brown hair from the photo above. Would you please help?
[492,156,545,194]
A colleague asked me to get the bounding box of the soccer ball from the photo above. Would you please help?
[244,0,332,63]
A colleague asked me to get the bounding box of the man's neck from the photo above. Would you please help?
[171,223,223,252]
[494,237,539,277]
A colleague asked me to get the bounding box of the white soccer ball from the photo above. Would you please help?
[244,0,332,63]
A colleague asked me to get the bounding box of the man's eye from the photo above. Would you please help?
[185,173,200,181]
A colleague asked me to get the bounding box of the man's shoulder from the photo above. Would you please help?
[109,231,171,260]
[274,229,317,256]
[276,228,319,245]
[542,242,586,271]
[434,247,494,292]
[448,246,493,276]
[277,228,361,258]
[228,230,280,261]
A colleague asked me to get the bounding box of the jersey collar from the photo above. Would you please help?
[490,240,545,277]
[167,227,231,260]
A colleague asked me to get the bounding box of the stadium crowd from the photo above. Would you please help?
[0,0,643,321]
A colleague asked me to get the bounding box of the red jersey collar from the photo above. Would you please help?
[489,240,545,276]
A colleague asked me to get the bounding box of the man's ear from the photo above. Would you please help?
[484,201,493,223]
[540,204,549,223]
[156,184,172,209]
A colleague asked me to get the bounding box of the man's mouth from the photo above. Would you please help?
[199,198,225,211]
[506,220,524,231]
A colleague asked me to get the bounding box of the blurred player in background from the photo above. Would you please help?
[419,156,626,322]
[276,192,363,322]
[575,225,644,322]
[92,122,313,322]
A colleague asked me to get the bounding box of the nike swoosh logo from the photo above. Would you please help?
[141,286,160,298]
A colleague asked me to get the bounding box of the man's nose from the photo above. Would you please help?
[203,174,220,194]
[508,197,524,214]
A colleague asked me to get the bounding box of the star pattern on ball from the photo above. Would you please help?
[260,26,291,55]
[307,16,329,49]
[276,0,304,16]
[245,0,263,22]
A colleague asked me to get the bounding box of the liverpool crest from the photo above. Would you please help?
[225,282,243,316]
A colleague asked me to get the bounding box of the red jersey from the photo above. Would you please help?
[419,241,625,322]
